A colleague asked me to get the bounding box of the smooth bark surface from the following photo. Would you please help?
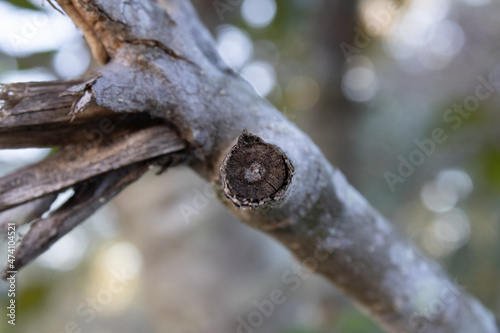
[0,1,498,332]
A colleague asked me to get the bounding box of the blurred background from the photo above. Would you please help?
[0,0,499,332]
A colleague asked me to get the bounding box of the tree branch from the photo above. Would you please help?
[0,193,57,235]
[3,161,149,278]
[0,124,185,211]
[0,0,497,332]
[0,78,188,273]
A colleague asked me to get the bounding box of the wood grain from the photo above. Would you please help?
[0,125,186,211]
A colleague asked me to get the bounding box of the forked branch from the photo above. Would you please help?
[0,0,498,332]
[0,79,187,274]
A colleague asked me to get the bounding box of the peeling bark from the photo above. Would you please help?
[0,0,498,332]
[0,78,188,272]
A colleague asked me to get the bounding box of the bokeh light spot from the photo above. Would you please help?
[216,25,253,70]
[241,61,276,96]
[342,67,379,102]
[241,0,277,28]
[420,181,457,213]
[38,228,89,271]
[53,41,91,79]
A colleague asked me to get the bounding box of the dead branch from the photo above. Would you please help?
[3,161,148,278]
[0,193,57,235]
[0,124,185,211]
[0,0,497,332]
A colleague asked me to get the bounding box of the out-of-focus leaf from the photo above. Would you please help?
[480,148,500,192]
[16,50,56,70]
[3,0,41,11]
[279,328,321,333]
[15,282,51,312]
[268,0,305,40]
[335,310,385,333]
[0,52,18,74]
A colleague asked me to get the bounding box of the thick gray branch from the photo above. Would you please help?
[0,0,497,332]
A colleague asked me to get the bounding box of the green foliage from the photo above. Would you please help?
[16,282,50,311]
[0,52,17,72]
[269,0,303,37]
[479,147,500,192]
[279,327,322,333]
[335,310,385,333]
[2,0,41,11]
[16,50,56,70]
[0,281,51,317]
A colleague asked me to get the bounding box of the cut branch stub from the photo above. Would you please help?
[220,131,293,208]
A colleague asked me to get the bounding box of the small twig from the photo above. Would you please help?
[45,0,65,15]
[0,193,57,236]
[2,162,148,278]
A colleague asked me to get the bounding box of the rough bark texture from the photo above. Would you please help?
[0,1,498,332]
[0,79,189,276]
[0,124,184,211]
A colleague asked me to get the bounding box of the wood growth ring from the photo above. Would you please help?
[220,131,294,208]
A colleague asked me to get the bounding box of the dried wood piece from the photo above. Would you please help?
[221,131,293,208]
[0,125,186,212]
[0,193,57,236]
[0,78,114,130]
[0,112,166,149]
[2,162,149,278]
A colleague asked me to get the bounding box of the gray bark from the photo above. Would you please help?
[0,0,498,332]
